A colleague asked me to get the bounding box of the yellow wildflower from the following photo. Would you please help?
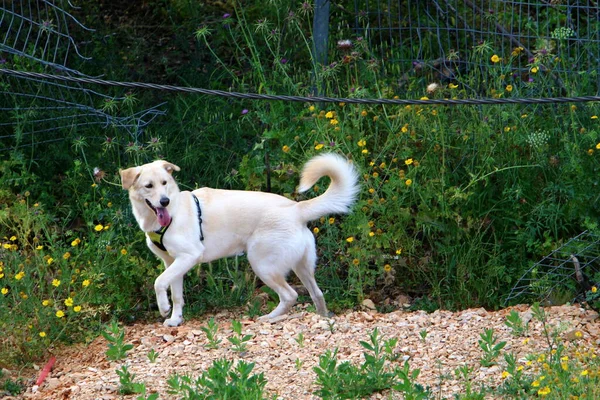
[405,158,413,166]
[56,310,65,318]
[94,224,103,232]
[325,111,334,119]
[9,236,16,241]
[581,369,589,376]
[592,115,598,120]
[36,245,44,250]
[357,139,366,147]
[448,83,458,89]
[120,248,127,256]
[360,110,368,117]
[313,227,319,234]
[396,249,402,255]
[501,371,510,379]
[282,145,290,153]
[52,279,61,287]
[330,119,339,125]
[15,271,25,280]
[1,288,8,295]
[63,252,71,260]
[346,237,354,243]
[537,387,551,396]
[383,264,392,272]
[42,300,50,306]
[64,297,74,307]
[315,143,324,150]
[352,259,360,265]
[491,54,501,63]
[47,257,54,265]
[74,306,82,313]
[328,218,335,224]
[39,332,46,338]
[592,286,598,293]
[309,105,315,112]
[82,279,91,287]
[511,47,524,56]
[405,179,413,186]
[531,66,539,74]
[71,238,81,247]
[506,85,513,92]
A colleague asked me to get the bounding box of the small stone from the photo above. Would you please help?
[45,378,61,391]
[362,299,376,310]
[163,334,176,343]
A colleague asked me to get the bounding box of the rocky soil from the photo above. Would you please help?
[7,304,600,399]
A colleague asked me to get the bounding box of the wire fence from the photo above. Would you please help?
[351,0,600,95]
[505,231,600,307]
[0,0,165,153]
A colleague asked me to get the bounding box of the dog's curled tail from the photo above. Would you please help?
[297,153,360,222]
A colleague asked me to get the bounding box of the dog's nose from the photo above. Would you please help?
[160,197,170,207]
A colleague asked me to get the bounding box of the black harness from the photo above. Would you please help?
[149,193,204,252]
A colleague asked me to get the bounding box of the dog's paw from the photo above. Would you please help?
[163,316,183,327]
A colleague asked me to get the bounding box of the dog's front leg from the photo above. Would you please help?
[154,254,197,326]
[164,277,184,327]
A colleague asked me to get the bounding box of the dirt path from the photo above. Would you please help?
[14,304,600,399]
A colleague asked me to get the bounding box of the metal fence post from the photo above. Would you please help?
[312,0,330,97]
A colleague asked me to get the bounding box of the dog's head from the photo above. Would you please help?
[120,160,181,227]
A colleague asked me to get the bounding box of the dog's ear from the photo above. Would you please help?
[161,161,180,174]
[120,167,141,190]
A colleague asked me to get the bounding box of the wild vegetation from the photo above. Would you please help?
[1,1,600,397]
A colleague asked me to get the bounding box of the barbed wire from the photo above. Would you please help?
[3,69,600,106]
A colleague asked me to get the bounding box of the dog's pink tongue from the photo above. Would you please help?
[156,207,171,227]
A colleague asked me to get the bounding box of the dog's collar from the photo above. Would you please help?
[147,193,204,253]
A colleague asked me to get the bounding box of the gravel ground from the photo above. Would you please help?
[10,303,600,399]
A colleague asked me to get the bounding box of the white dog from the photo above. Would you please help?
[120,153,359,326]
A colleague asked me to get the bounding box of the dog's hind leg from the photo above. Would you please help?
[293,231,329,317]
[248,253,298,320]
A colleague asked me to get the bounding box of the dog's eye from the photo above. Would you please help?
[162,181,167,186]
[145,183,153,189]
